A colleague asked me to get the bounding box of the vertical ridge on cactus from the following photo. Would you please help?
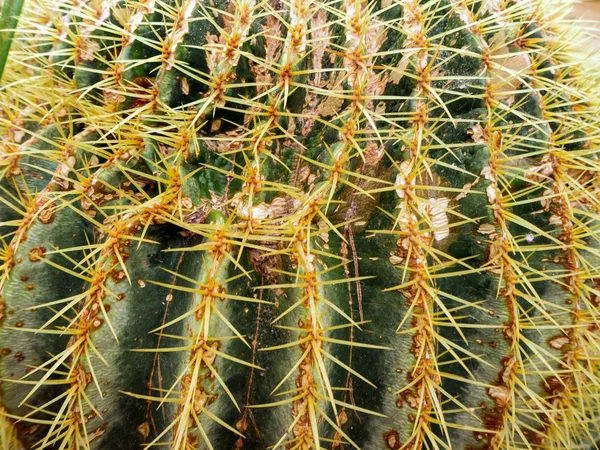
[0,0,599,449]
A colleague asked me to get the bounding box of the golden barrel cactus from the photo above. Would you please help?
[0,0,599,448]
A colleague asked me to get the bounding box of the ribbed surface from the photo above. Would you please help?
[0,0,599,449]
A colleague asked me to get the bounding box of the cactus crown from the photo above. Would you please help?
[1,0,600,449]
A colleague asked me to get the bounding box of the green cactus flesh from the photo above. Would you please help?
[1,0,600,448]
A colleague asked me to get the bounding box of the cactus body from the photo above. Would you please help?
[1,0,600,449]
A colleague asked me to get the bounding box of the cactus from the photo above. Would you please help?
[0,0,600,448]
